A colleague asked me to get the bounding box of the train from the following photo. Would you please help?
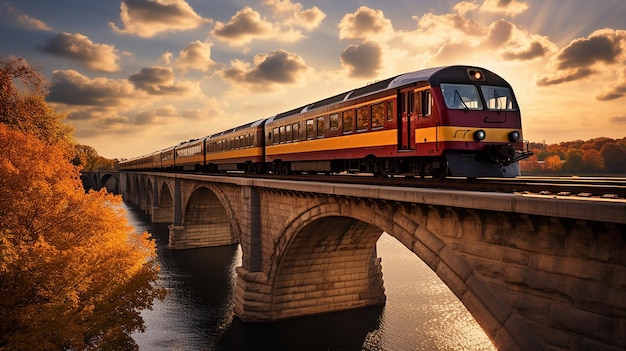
[119,65,532,179]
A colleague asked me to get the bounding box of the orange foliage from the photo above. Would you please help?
[543,155,562,172]
[0,124,165,350]
[0,57,72,145]
[582,149,605,171]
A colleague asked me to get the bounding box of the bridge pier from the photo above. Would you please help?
[168,222,235,249]
[151,206,173,223]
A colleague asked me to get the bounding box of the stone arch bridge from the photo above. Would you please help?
[118,171,625,351]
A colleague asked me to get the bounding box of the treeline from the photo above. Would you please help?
[1,56,164,350]
[73,144,118,171]
[520,137,626,174]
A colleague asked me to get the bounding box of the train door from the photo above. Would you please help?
[397,88,415,151]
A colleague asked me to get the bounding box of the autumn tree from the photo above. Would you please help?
[563,149,584,172]
[582,149,605,171]
[0,56,165,350]
[0,122,165,351]
[0,56,73,144]
[73,144,117,171]
[544,155,563,172]
[600,142,626,173]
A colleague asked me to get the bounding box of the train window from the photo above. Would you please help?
[285,124,292,142]
[273,128,279,145]
[292,123,299,141]
[306,119,314,139]
[317,116,325,137]
[386,101,393,121]
[371,103,385,128]
[480,85,517,111]
[357,106,369,131]
[330,114,339,130]
[343,109,355,133]
[417,90,432,117]
[279,126,286,143]
[441,84,483,110]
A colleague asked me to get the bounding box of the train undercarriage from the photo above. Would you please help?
[267,146,532,180]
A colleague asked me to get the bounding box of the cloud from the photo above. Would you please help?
[340,41,383,78]
[174,40,216,73]
[485,20,552,61]
[211,7,302,46]
[484,19,514,48]
[609,116,626,124]
[536,67,594,86]
[536,28,625,86]
[338,6,394,41]
[597,68,626,101]
[109,0,210,38]
[3,2,52,31]
[502,41,547,60]
[453,1,479,16]
[17,14,52,31]
[262,0,326,31]
[39,32,120,72]
[133,105,182,125]
[556,29,623,69]
[218,49,308,88]
[48,70,136,107]
[479,0,529,16]
[129,66,199,95]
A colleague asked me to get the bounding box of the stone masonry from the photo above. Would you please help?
[120,172,626,351]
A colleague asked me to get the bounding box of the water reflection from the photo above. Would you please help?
[127,204,495,350]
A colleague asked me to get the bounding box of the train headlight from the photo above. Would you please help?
[468,69,485,81]
[473,129,486,141]
[508,131,520,142]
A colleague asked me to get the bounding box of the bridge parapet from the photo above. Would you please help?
[121,172,626,351]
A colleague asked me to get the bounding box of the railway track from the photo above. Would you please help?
[200,172,626,199]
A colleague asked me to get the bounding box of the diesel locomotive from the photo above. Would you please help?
[119,65,532,179]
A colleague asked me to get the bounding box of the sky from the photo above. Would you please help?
[1,0,626,159]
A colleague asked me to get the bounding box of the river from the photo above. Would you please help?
[126,203,496,350]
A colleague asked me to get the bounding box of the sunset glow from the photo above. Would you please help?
[1,0,625,159]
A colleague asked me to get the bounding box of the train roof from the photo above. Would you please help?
[267,65,501,123]
[209,118,266,138]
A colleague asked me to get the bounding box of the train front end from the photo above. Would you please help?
[429,66,532,178]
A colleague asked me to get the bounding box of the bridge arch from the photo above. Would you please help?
[150,181,174,224]
[173,185,240,248]
[100,173,120,193]
[268,199,540,351]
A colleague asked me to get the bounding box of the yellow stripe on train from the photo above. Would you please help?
[266,126,521,156]
[415,126,521,144]
[266,129,397,155]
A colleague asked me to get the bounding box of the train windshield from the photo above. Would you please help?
[481,85,517,111]
[441,84,483,110]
